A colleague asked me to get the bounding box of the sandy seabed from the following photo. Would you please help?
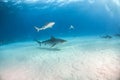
[0,37,120,80]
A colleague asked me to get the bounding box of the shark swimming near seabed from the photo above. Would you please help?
[34,22,55,32]
[101,35,112,39]
[35,36,67,47]
[114,34,120,38]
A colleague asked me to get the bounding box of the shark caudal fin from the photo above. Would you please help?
[35,40,42,46]
[34,26,41,32]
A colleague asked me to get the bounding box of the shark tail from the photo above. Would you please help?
[35,40,42,46]
[34,26,42,32]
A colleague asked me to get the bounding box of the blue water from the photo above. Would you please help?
[0,1,120,80]
[0,0,120,42]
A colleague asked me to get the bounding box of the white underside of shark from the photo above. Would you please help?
[34,22,55,32]
[69,25,74,29]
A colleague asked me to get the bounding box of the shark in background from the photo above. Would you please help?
[35,36,67,47]
[101,35,112,39]
[69,25,74,30]
[114,34,120,38]
[34,22,55,32]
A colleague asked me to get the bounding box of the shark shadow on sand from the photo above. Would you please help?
[37,47,61,51]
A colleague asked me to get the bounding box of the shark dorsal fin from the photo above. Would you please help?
[51,36,55,40]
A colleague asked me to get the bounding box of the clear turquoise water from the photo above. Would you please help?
[0,1,120,80]
[0,0,120,42]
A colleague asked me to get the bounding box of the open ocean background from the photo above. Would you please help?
[0,0,120,42]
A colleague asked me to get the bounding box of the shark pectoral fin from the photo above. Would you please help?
[51,43,57,47]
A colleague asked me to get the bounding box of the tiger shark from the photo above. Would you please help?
[35,36,67,47]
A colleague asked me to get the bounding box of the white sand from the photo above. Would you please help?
[0,37,120,80]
